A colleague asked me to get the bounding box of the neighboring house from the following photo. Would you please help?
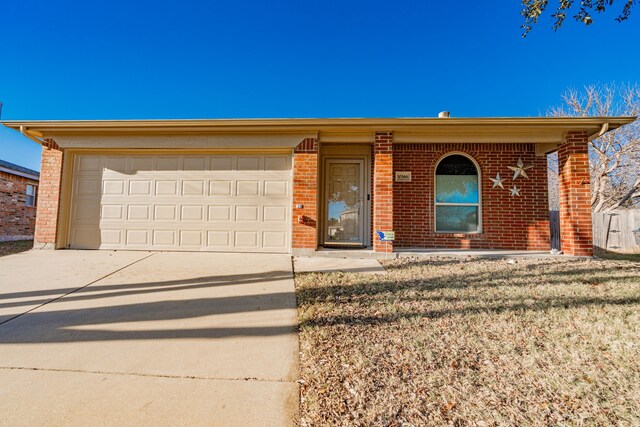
[0,159,39,242]
[2,116,635,256]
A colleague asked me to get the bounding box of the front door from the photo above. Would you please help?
[324,159,365,246]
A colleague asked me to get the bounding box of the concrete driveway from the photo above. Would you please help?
[0,250,299,426]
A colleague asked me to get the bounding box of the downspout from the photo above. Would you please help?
[19,126,46,145]
[588,122,609,141]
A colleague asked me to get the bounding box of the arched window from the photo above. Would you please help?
[435,154,480,233]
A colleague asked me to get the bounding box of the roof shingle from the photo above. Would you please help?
[0,159,40,179]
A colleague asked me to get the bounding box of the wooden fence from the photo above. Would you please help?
[592,210,640,253]
[549,210,640,253]
[549,210,561,251]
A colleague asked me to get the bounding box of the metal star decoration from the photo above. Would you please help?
[490,173,505,189]
[508,157,534,180]
[509,185,521,197]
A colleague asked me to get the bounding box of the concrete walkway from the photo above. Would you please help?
[0,250,299,426]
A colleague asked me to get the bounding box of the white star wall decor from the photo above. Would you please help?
[509,185,521,197]
[490,173,505,189]
[508,157,534,180]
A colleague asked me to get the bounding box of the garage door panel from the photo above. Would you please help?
[127,205,151,221]
[263,231,288,250]
[157,157,181,171]
[105,156,128,174]
[153,230,176,246]
[130,156,154,172]
[73,203,100,222]
[76,156,102,173]
[129,180,152,196]
[101,229,123,245]
[237,156,261,171]
[183,156,208,171]
[236,180,260,196]
[263,205,288,222]
[207,205,232,221]
[213,155,237,170]
[155,180,179,196]
[180,205,204,221]
[182,180,205,196]
[154,205,177,221]
[101,205,123,220]
[235,231,259,248]
[179,230,203,246]
[75,179,101,197]
[235,205,259,222]
[207,231,231,248]
[209,180,232,195]
[264,156,290,171]
[70,154,292,253]
[264,180,289,196]
[126,230,150,245]
[71,227,101,249]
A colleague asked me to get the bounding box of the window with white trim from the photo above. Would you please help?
[26,184,37,207]
[435,154,480,232]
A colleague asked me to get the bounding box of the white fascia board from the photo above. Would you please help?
[50,133,318,149]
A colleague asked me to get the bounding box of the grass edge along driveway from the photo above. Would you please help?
[0,240,32,257]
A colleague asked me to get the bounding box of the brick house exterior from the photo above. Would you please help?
[392,142,549,250]
[32,140,64,249]
[2,117,634,256]
[292,138,319,252]
[0,159,39,242]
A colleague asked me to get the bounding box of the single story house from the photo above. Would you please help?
[0,159,39,242]
[2,116,635,256]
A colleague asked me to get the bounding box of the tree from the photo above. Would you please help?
[521,0,636,36]
[548,83,640,212]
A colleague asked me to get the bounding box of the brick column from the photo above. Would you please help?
[373,132,393,253]
[558,131,593,256]
[34,139,64,249]
[292,138,318,255]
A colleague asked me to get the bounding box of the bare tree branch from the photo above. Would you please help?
[548,82,640,212]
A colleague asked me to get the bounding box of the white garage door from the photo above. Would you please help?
[69,154,292,253]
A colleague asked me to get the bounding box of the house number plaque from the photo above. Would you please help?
[395,171,411,182]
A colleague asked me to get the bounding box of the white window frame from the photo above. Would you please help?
[434,152,482,234]
[26,184,37,207]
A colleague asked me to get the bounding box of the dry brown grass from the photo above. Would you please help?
[295,257,640,426]
[0,240,32,257]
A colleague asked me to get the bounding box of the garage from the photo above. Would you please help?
[69,153,292,253]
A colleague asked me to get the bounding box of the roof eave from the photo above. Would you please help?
[0,166,39,181]
[1,117,635,143]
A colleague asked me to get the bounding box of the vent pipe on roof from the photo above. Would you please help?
[438,111,450,118]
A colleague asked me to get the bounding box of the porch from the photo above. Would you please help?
[292,130,595,257]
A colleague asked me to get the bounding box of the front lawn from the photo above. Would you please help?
[295,257,640,426]
[0,240,33,257]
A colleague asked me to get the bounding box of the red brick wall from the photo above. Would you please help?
[558,132,593,256]
[34,140,64,249]
[373,133,394,252]
[0,171,38,240]
[392,143,550,250]
[292,138,318,251]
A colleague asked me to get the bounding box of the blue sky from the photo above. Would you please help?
[1,0,638,171]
